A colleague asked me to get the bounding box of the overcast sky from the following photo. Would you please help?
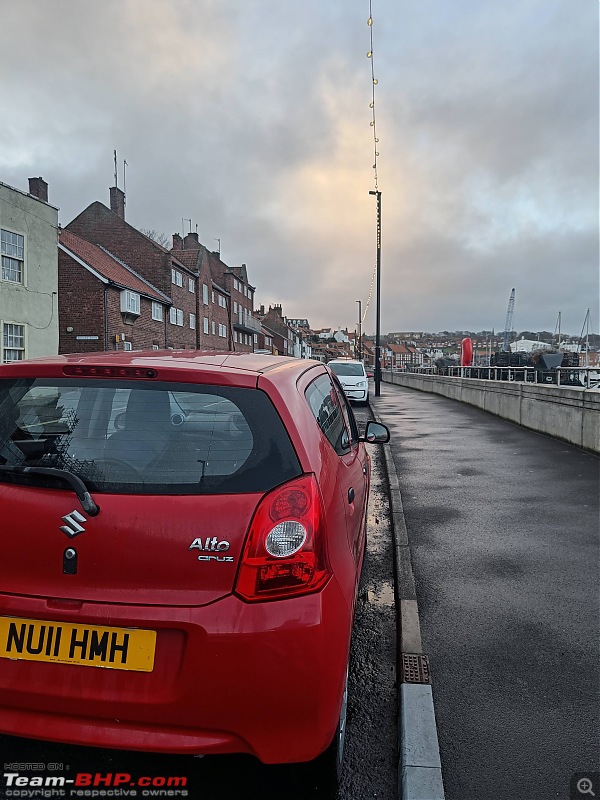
[1,0,597,335]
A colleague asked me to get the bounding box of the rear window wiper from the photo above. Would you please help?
[0,465,100,516]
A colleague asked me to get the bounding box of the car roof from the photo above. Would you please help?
[0,350,323,383]
[328,359,364,365]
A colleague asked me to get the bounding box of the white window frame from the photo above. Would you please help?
[211,290,215,303]
[1,229,25,285]
[120,290,140,315]
[123,341,133,351]
[172,269,183,287]
[152,301,163,321]
[203,317,209,334]
[189,312,196,330]
[211,320,216,335]
[203,284,209,305]
[219,295,227,308]
[188,277,195,293]
[2,322,26,362]
[234,331,238,343]
[170,307,184,326]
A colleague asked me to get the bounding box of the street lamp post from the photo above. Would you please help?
[356,300,362,361]
[369,189,382,397]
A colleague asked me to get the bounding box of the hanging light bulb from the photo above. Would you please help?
[369,101,374,108]
[375,138,379,142]
[373,78,378,85]
[367,17,373,25]
[370,121,375,126]
[367,51,373,58]
[375,151,379,156]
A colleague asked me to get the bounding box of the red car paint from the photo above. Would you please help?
[0,351,377,765]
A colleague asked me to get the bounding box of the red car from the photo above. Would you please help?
[0,351,389,789]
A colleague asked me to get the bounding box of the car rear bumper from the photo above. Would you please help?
[0,581,351,764]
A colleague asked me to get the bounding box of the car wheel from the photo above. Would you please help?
[292,664,349,796]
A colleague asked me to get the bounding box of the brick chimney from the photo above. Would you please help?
[109,186,125,219]
[184,232,199,249]
[172,233,183,250]
[28,177,48,203]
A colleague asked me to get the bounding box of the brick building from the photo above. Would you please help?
[64,186,261,353]
[67,189,196,350]
[58,229,170,353]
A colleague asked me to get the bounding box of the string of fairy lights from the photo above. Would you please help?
[361,0,380,326]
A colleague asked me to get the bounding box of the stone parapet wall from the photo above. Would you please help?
[381,371,600,454]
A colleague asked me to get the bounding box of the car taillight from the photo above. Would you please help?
[235,474,331,602]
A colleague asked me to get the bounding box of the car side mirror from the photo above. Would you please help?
[360,420,390,443]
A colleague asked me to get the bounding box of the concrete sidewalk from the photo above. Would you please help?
[372,383,599,800]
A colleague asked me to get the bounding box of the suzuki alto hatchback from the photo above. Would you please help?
[0,351,389,790]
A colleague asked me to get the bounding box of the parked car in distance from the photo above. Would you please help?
[327,359,370,405]
[0,351,389,793]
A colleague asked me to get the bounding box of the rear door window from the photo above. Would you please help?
[0,379,301,495]
[305,373,350,455]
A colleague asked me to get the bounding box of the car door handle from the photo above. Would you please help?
[348,487,355,504]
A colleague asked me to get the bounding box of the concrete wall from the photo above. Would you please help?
[0,181,59,360]
[382,371,600,454]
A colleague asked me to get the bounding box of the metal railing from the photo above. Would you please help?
[400,366,600,389]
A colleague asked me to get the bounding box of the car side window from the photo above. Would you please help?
[305,373,351,455]
[330,377,360,446]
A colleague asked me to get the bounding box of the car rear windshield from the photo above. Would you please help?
[329,363,365,377]
[0,378,301,495]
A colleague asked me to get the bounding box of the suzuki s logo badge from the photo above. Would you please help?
[60,510,87,538]
[189,537,234,563]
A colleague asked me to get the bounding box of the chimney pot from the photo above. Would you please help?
[28,177,48,203]
[172,233,183,250]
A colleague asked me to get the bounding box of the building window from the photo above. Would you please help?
[1,229,25,284]
[172,269,183,287]
[190,313,196,329]
[170,307,184,326]
[203,284,209,305]
[188,277,195,293]
[248,289,253,303]
[254,334,258,344]
[120,290,140,315]
[2,322,25,362]
[234,331,238,343]
[152,301,163,321]
[219,324,227,338]
[219,295,227,308]
[211,291,215,303]
[152,344,159,350]
[203,317,209,334]
[233,301,237,313]
[211,320,216,335]
[123,341,133,351]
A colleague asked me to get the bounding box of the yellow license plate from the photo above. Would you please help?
[0,616,156,672]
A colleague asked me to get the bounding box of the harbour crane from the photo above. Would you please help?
[502,288,515,352]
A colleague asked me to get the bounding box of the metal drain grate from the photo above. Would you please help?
[401,653,431,684]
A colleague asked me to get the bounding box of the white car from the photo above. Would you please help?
[328,359,370,404]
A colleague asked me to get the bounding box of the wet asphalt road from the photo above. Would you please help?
[372,383,599,800]
[0,404,398,800]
